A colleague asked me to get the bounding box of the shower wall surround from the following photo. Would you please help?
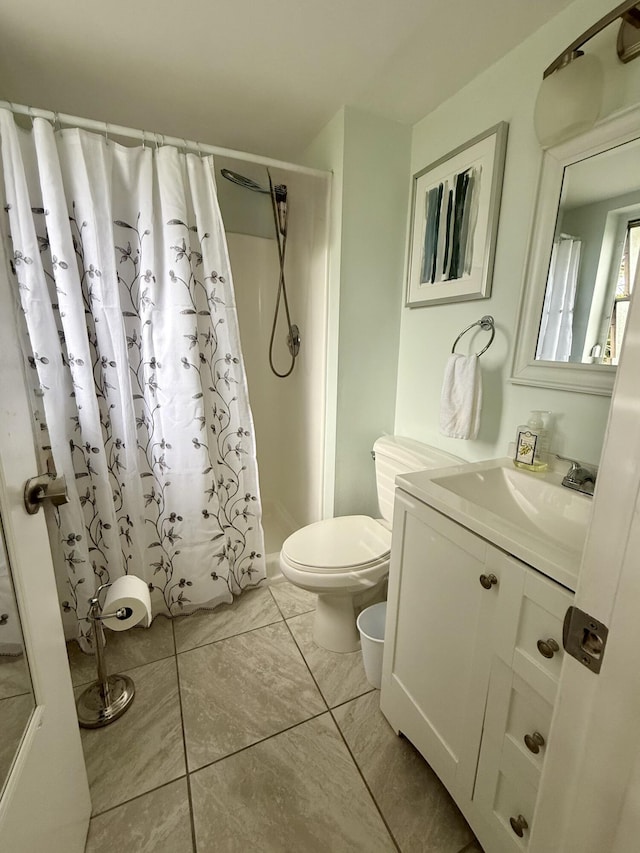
[227,166,330,557]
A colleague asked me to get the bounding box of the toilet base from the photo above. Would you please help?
[313,593,360,653]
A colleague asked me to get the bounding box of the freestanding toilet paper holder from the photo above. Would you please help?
[76,582,136,729]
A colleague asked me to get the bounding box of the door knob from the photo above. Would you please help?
[24,474,69,515]
[537,637,560,659]
[479,573,498,590]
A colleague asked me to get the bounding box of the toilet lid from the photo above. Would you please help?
[281,516,391,572]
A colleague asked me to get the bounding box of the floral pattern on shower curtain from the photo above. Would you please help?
[0,110,265,648]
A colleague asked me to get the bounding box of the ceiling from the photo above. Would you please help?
[0,0,576,161]
[562,137,640,207]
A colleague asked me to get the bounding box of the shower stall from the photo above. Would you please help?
[215,157,331,575]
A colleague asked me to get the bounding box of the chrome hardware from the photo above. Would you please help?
[524,731,546,754]
[537,637,560,659]
[510,814,529,838]
[479,573,498,590]
[76,583,136,728]
[451,315,496,357]
[563,606,609,674]
[287,324,301,358]
[555,454,597,497]
[23,473,69,515]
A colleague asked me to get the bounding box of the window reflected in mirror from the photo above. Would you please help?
[536,136,640,365]
[604,218,639,364]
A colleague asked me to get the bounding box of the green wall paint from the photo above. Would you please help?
[304,107,411,516]
[304,0,640,517]
[394,0,640,468]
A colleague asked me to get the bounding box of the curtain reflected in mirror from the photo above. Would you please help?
[0,511,35,797]
[537,235,582,360]
[536,136,640,365]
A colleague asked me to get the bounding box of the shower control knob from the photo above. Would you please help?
[479,573,498,590]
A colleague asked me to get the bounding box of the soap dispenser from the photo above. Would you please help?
[514,411,551,472]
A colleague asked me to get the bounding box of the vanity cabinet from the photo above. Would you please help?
[380,488,574,853]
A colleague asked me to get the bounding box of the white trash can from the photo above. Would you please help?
[356,601,387,689]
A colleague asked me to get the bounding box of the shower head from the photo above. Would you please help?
[273,184,287,204]
[220,168,270,194]
[222,166,288,238]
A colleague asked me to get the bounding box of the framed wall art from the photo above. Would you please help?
[406,122,508,307]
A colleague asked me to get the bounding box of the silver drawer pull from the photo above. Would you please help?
[537,637,559,659]
[510,814,529,838]
[479,573,498,590]
[524,731,545,754]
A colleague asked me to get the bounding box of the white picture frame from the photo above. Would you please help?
[406,122,508,307]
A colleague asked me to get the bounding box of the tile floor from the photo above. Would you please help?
[67,581,483,853]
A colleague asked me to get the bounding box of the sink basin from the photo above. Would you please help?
[397,458,592,589]
[431,464,590,555]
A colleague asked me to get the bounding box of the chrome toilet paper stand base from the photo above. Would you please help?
[76,583,136,729]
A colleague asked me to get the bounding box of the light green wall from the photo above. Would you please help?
[302,109,345,516]
[303,107,411,516]
[394,0,640,468]
[302,0,640,517]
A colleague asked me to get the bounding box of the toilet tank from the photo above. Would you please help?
[373,436,463,525]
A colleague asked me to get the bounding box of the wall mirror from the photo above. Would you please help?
[0,508,35,797]
[512,104,640,395]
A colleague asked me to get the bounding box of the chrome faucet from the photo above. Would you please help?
[556,455,597,497]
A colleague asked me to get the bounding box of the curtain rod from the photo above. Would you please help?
[0,100,330,180]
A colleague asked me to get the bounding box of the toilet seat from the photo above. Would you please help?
[280,515,391,573]
[277,437,464,653]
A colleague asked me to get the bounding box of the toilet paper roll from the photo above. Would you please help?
[102,575,152,632]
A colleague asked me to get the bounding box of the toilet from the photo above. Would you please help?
[279,436,462,653]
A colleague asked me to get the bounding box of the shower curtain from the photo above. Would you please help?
[0,110,265,647]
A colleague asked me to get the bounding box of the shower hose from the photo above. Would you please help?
[267,170,299,378]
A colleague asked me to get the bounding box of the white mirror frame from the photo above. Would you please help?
[511,103,640,396]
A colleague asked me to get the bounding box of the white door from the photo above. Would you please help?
[530,258,640,851]
[0,236,91,850]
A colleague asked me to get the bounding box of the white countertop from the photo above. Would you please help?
[396,458,592,591]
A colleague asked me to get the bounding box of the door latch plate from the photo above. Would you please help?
[563,606,609,674]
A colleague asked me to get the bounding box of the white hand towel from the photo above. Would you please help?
[439,354,482,440]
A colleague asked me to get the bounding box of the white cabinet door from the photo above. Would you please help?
[381,490,523,803]
[0,245,91,851]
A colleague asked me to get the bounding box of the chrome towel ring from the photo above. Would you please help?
[451,315,495,357]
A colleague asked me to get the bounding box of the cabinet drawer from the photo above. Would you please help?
[482,657,553,788]
[476,722,538,852]
[503,677,552,782]
[512,570,573,704]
